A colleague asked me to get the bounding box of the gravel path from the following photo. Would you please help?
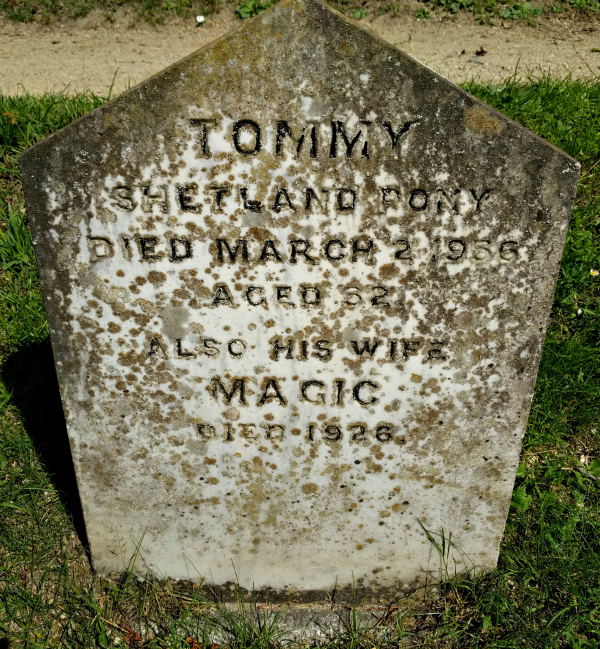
[1,10,599,95]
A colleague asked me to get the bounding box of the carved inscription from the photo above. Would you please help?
[89,233,520,267]
[196,421,401,443]
[147,336,446,362]
[85,114,531,455]
[187,118,419,159]
[105,182,492,216]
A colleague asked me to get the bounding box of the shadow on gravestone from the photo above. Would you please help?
[1,340,90,550]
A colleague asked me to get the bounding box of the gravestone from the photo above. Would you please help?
[20,0,578,603]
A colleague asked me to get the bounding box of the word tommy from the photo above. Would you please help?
[188,118,419,159]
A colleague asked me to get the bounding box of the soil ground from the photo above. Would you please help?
[1,9,599,95]
[0,10,600,95]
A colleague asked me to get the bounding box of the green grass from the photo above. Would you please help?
[1,74,600,646]
[0,0,597,24]
[0,0,221,25]
[233,0,594,24]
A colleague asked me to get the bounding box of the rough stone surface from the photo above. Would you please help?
[20,0,578,603]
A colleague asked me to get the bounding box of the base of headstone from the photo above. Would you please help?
[213,604,406,643]
[106,570,441,641]
[102,567,441,640]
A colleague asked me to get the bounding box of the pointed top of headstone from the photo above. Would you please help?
[22,0,576,172]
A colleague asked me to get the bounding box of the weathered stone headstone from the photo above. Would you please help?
[20,0,578,602]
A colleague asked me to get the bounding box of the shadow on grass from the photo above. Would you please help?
[1,339,89,551]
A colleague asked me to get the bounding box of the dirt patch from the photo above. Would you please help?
[372,11,600,83]
[0,9,599,95]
